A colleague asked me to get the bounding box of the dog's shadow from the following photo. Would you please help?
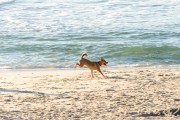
[107,75,136,80]
[107,76,124,80]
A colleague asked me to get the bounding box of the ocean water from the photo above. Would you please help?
[0,0,180,69]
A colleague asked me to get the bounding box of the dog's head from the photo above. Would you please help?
[100,57,108,66]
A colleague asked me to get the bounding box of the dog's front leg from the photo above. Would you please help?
[97,68,105,77]
[91,70,94,78]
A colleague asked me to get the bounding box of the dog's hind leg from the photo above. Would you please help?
[75,62,84,68]
[74,63,79,68]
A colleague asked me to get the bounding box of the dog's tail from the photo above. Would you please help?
[81,52,88,59]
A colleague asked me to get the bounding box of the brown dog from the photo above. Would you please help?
[75,52,108,77]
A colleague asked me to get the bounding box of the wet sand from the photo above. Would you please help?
[0,68,180,120]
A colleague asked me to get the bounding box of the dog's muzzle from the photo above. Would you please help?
[104,62,108,65]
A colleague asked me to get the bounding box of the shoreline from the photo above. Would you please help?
[0,64,180,71]
[1,62,180,71]
[0,68,180,119]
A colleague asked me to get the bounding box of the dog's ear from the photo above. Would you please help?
[100,57,103,60]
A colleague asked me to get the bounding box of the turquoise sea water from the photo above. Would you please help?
[0,0,180,69]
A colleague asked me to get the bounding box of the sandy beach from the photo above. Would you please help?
[0,68,180,120]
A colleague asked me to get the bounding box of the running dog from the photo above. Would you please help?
[75,52,108,77]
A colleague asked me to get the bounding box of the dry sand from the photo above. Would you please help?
[0,68,180,120]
